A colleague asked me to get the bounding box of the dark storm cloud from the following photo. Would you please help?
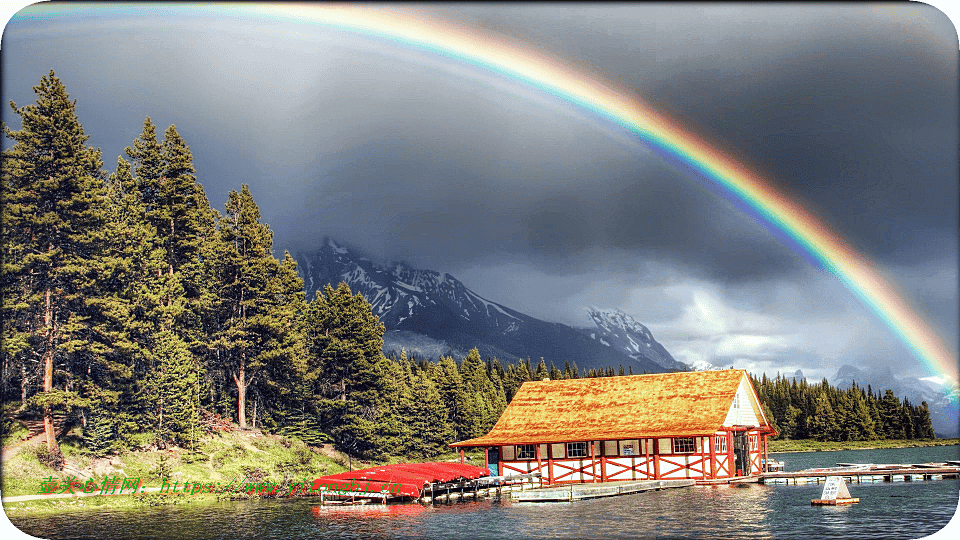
[2,4,956,380]
[289,84,806,283]
[4,4,952,282]
[416,3,959,267]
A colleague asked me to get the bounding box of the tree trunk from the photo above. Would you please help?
[235,354,247,429]
[42,287,59,453]
[166,216,174,307]
[20,362,27,406]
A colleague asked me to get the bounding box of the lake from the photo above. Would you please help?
[7,446,959,540]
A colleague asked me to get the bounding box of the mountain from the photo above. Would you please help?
[582,308,684,370]
[293,238,673,373]
[832,364,958,438]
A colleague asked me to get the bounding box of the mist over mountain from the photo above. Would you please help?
[832,364,958,438]
[294,238,677,373]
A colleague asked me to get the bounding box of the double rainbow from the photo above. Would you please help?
[17,3,959,387]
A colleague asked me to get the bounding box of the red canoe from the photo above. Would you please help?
[312,462,490,499]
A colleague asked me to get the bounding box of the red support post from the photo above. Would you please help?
[460,449,465,464]
[546,443,554,485]
[600,441,608,482]
[763,433,769,473]
[700,436,708,480]
[709,434,717,479]
[641,439,649,480]
[590,442,597,483]
[536,443,543,481]
[726,431,734,477]
[652,438,661,480]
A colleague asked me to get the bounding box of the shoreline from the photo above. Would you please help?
[768,439,958,454]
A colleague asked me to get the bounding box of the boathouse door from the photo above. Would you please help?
[487,448,499,476]
[733,432,748,476]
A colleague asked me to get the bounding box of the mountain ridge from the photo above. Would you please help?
[294,238,676,373]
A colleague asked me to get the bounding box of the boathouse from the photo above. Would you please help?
[451,369,776,483]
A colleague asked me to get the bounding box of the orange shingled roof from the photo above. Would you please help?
[451,369,762,447]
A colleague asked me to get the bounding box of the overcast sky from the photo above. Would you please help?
[2,3,957,386]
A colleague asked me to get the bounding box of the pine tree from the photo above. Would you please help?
[534,358,548,380]
[782,405,802,440]
[255,251,308,428]
[842,389,876,441]
[434,355,473,441]
[807,391,836,442]
[914,401,935,439]
[209,185,286,429]
[147,330,203,448]
[2,71,106,457]
[85,156,162,450]
[900,398,914,440]
[879,389,904,439]
[83,389,120,456]
[404,373,456,457]
[304,283,391,459]
[127,120,216,343]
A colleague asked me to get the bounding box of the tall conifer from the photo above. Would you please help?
[2,71,105,457]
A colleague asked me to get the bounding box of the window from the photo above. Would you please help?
[603,440,618,456]
[622,444,635,456]
[516,444,535,460]
[672,437,696,453]
[714,435,727,453]
[567,442,587,458]
[749,435,758,451]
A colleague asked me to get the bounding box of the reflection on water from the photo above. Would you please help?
[312,502,428,519]
[8,447,959,540]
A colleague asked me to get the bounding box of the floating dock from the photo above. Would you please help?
[511,479,695,502]
[811,497,859,505]
[760,462,960,485]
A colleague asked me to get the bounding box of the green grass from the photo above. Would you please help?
[2,426,492,517]
[768,438,959,453]
[1,422,28,448]
[1,428,352,516]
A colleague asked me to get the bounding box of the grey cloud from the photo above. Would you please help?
[2,4,955,383]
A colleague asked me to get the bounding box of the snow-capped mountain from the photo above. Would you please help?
[293,238,669,373]
[583,308,684,371]
[832,364,958,438]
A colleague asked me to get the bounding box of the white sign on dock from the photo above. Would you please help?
[812,476,858,505]
[820,476,850,500]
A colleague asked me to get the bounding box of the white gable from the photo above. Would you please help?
[722,375,764,427]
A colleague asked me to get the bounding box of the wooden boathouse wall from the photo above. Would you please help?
[452,369,776,483]
[493,428,769,482]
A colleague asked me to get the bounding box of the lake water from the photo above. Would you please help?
[7,446,959,540]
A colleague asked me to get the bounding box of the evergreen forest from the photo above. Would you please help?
[1,72,935,468]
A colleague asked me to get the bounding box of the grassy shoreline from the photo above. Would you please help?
[768,438,959,454]
[6,433,955,517]
[1,426,482,517]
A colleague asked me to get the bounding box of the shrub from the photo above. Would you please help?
[35,445,65,470]
[240,466,267,482]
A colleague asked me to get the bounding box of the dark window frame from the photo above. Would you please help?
[516,444,535,460]
[567,441,587,458]
[714,435,727,453]
[672,437,696,453]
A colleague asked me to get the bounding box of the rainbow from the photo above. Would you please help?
[15,4,958,387]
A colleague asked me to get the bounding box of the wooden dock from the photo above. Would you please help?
[419,473,542,505]
[760,463,960,485]
[511,479,695,502]
[697,475,760,485]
